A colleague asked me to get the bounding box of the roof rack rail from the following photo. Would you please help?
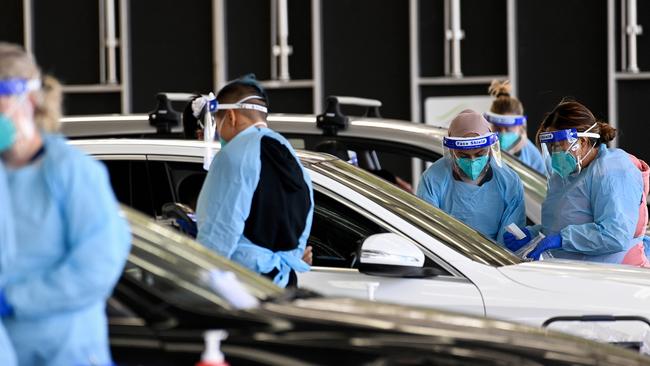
[316,96,383,136]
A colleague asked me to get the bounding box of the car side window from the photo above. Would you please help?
[309,190,388,268]
[103,159,156,216]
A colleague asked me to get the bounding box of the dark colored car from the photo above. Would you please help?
[112,206,650,365]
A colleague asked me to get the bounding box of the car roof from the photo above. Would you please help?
[68,137,335,165]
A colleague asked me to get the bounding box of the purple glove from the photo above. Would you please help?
[527,234,562,260]
[504,227,532,252]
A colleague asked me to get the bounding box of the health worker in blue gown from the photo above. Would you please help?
[484,80,545,175]
[0,42,131,366]
[504,100,650,265]
[417,109,526,245]
[196,75,313,288]
[0,162,16,366]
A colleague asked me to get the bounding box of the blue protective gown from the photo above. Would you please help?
[2,134,131,366]
[516,139,546,175]
[0,163,16,366]
[417,156,526,244]
[535,144,643,263]
[196,125,313,287]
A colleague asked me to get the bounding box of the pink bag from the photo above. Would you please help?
[622,154,650,267]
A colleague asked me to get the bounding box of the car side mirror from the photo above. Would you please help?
[358,233,440,278]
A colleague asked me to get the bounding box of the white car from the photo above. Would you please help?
[70,138,650,342]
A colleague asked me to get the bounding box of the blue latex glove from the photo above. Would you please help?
[0,290,13,317]
[504,227,532,252]
[527,234,562,260]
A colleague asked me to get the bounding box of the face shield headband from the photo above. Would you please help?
[443,133,499,150]
[538,126,600,147]
[483,111,527,127]
[0,78,41,97]
[211,95,268,114]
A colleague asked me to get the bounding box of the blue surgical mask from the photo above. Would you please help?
[456,155,489,181]
[498,132,520,151]
[551,151,577,178]
[0,113,17,152]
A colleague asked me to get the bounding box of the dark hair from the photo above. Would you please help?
[536,99,617,145]
[182,94,202,139]
[216,73,269,119]
[488,80,523,115]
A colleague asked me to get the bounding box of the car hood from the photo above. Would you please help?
[257,297,650,365]
[499,260,650,297]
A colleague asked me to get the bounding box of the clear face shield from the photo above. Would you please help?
[192,93,269,170]
[0,78,41,152]
[483,112,527,152]
[538,124,600,178]
[443,133,501,181]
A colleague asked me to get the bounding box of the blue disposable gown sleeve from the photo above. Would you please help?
[495,174,527,244]
[196,147,260,258]
[4,153,132,318]
[560,171,641,255]
[0,163,15,277]
[416,168,444,208]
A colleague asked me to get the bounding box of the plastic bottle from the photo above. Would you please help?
[196,330,230,366]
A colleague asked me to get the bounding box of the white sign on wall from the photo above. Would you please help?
[424,96,492,128]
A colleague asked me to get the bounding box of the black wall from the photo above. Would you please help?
[2,0,648,159]
[322,0,410,119]
[517,0,608,136]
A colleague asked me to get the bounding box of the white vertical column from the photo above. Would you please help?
[99,0,106,84]
[506,0,517,95]
[119,0,131,113]
[626,0,642,73]
[409,0,423,188]
[449,0,463,77]
[105,0,118,84]
[22,0,34,53]
[213,0,227,91]
[608,0,618,147]
[277,0,291,81]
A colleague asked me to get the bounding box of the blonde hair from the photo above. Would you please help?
[488,79,523,116]
[0,42,62,132]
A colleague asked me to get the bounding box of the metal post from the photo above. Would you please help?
[506,0,517,95]
[608,0,618,147]
[626,0,642,73]
[106,0,118,84]
[312,0,323,113]
[443,0,450,76]
[409,0,423,188]
[270,0,278,81]
[119,0,131,113]
[213,0,228,91]
[448,0,463,78]
[275,0,292,81]
[22,0,34,53]
[99,0,107,84]
[620,0,627,72]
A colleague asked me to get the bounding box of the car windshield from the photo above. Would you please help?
[123,205,283,311]
[310,160,522,266]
